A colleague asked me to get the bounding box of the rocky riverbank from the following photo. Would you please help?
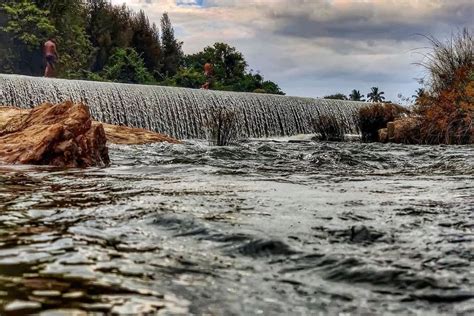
[0,102,180,167]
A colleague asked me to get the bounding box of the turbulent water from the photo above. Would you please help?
[0,74,365,139]
[0,139,473,315]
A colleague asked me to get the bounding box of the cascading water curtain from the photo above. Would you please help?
[0,74,367,139]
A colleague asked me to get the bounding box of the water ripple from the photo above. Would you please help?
[0,140,472,314]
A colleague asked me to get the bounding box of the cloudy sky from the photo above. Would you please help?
[111,0,474,101]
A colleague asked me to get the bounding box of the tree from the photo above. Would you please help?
[349,89,365,101]
[102,48,154,84]
[184,43,284,94]
[324,93,348,100]
[185,43,247,85]
[160,12,183,77]
[131,10,162,78]
[87,0,134,72]
[1,1,56,49]
[0,1,56,75]
[36,0,93,77]
[165,68,205,88]
[412,88,426,105]
[0,9,10,72]
[262,80,285,95]
[367,87,386,102]
[0,1,284,94]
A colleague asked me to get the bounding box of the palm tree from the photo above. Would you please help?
[412,88,426,104]
[367,87,385,103]
[349,89,365,101]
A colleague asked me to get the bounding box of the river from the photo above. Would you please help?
[0,140,473,315]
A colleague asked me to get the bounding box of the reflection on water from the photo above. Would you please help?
[0,141,473,315]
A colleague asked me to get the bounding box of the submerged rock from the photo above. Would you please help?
[349,225,384,244]
[0,102,109,167]
[101,123,181,145]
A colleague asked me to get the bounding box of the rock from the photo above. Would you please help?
[392,117,420,144]
[387,121,395,140]
[62,291,85,299]
[39,309,88,316]
[378,118,421,144]
[32,290,62,297]
[101,123,181,145]
[4,300,42,312]
[0,102,109,167]
[358,103,409,142]
[0,103,181,167]
[349,225,384,243]
[378,128,388,143]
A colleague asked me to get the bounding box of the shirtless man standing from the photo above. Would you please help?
[43,38,58,77]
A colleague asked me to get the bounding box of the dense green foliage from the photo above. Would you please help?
[102,48,155,84]
[160,12,182,78]
[181,42,284,94]
[324,93,348,100]
[0,1,55,74]
[0,0,283,94]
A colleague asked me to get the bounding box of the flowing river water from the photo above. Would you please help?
[0,140,473,315]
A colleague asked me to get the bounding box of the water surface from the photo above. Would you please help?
[0,140,473,315]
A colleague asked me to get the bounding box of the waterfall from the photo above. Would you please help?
[0,74,366,139]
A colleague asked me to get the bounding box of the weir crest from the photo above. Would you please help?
[0,74,366,139]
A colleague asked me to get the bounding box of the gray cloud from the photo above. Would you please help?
[268,1,474,42]
[112,0,473,100]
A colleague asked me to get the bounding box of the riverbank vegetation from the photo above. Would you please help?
[358,103,408,142]
[412,30,473,144]
[312,115,346,142]
[0,0,284,95]
[205,106,241,146]
[324,87,385,103]
[364,29,473,145]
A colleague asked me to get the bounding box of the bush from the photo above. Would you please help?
[312,114,346,141]
[102,48,155,84]
[166,68,205,88]
[414,67,473,144]
[415,29,474,144]
[358,103,408,142]
[418,29,474,94]
[391,29,474,145]
[323,93,348,100]
[205,106,240,146]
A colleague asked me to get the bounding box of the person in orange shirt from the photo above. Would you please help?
[202,59,214,89]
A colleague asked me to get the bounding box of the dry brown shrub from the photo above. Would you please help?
[391,117,422,144]
[417,29,474,95]
[358,103,409,142]
[413,67,473,144]
[312,114,346,141]
[205,106,241,146]
[401,29,474,145]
